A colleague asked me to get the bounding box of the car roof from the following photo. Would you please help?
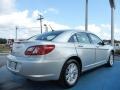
[51,30,93,42]
[52,29,91,34]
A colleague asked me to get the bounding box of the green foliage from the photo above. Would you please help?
[0,38,7,44]
[115,49,120,55]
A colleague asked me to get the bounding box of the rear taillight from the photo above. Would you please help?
[25,45,55,55]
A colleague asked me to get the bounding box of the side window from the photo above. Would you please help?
[68,34,77,42]
[76,33,90,44]
[89,34,103,44]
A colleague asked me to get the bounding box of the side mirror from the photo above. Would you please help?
[102,42,105,45]
[98,41,105,45]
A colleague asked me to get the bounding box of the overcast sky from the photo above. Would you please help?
[0,0,120,40]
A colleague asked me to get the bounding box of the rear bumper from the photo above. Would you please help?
[7,54,64,81]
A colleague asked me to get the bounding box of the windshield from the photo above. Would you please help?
[28,31,64,41]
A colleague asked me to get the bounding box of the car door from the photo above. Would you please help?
[88,33,108,64]
[73,32,96,70]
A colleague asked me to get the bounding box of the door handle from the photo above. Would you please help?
[78,45,84,47]
[96,45,99,48]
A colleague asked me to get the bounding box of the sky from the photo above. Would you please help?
[0,0,120,40]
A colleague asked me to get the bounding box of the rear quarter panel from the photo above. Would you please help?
[44,42,78,63]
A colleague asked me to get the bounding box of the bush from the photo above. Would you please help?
[0,38,7,44]
[115,49,120,55]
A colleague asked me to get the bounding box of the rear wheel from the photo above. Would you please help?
[59,59,81,88]
[106,53,114,67]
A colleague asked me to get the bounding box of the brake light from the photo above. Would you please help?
[25,45,55,55]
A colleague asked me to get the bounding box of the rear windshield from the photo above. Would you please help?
[28,31,64,41]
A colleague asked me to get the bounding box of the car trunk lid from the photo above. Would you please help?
[11,40,53,57]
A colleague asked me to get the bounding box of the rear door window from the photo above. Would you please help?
[76,32,90,44]
[68,34,78,43]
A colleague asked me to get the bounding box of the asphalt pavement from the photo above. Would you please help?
[0,55,120,90]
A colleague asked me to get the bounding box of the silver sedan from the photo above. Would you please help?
[7,30,114,88]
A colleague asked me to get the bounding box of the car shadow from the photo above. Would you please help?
[0,66,64,90]
[0,64,113,90]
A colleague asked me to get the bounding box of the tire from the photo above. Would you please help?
[59,59,81,88]
[106,53,114,67]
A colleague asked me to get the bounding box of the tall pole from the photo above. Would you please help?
[37,15,44,34]
[109,0,115,46]
[111,7,114,46]
[85,0,88,31]
[15,26,18,40]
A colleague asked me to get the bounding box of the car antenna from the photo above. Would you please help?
[49,25,54,32]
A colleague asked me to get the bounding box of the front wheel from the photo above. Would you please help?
[106,53,114,67]
[59,59,81,88]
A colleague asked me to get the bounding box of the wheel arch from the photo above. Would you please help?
[106,49,114,62]
[66,56,82,70]
[111,49,114,55]
[59,56,82,79]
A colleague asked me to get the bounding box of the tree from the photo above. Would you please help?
[0,38,7,44]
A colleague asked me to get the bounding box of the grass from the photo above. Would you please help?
[0,44,10,53]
